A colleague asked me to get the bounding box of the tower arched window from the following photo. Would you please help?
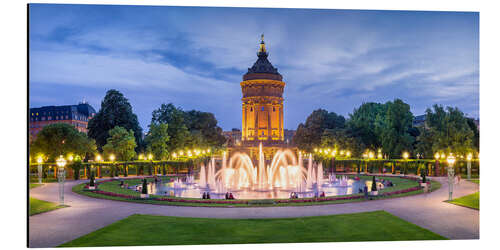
[250,107,253,112]
[273,107,276,112]
[261,107,264,111]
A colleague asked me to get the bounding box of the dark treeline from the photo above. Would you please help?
[292,99,479,159]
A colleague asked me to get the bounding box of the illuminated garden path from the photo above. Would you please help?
[29,176,479,247]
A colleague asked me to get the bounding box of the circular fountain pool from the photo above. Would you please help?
[147,175,384,199]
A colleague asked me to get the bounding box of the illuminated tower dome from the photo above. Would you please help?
[241,35,285,145]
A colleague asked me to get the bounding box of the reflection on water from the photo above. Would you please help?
[148,177,383,199]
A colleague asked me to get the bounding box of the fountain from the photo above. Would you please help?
[153,142,382,199]
[198,164,206,188]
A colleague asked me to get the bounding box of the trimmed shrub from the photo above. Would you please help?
[71,160,83,180]
[89,172,95,186]
[142,179,148,194]
[371,175,377,191]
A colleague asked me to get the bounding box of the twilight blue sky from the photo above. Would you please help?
[29,4,479,131]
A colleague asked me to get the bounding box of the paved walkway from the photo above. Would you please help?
[29,176,479,247]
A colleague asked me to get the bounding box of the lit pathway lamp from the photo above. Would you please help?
[56,156,67,206]
[37,156,43,184]
[148,153,153,176]
[434,153,440,177]
[402,152,409,176]
[447,155,456,201]
[109,154,116,177]
[466,153,473,180]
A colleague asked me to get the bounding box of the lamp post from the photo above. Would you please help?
[447,155,456,201]
[148,153,153,176]
[109,154,116,177]
[402,152,409,176]
[466,153,472,180]
[56,156,67,206]
[37,156,43,184]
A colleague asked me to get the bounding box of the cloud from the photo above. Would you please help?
[28,5,479,130]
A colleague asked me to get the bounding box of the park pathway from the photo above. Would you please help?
[28,176,479,247]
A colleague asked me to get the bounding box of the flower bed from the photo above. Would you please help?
[81,175,424,205]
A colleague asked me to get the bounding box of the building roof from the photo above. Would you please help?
[29,103,97,121]
[243,35,283,81]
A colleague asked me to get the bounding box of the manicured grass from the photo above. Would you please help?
[29,197,67,216]
[469,179,479,184]
[60,211,445,247]
[448,192,479,210]
[30,183,42,189]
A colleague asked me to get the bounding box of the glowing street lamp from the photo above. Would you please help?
[37,156,43,184]
[402,152,409,160]
[109,154,115,162]
[68,155,74,162]
[368,151,375,159]
[346,151,351,157]
[172,152,177,159]
[96,154,102,162]
[56,156,67,206]
[466,153,473,180]
[447,155,456,201]
[148,154,153,161]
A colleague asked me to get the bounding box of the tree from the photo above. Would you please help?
[184,110,226,148]
[145,123,170,160]
[320,128,365,157]
[102,126,137,161]
[30,123,97,161]
[88,89,143,151]
[292,109,346,151]
[466,118,479,151]
[347,102,387,150]
[150,103,226,152]
[379,99,415,158]
[416,105,475,156]
[151,103,191,152]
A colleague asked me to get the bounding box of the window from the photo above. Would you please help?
[262,131,265,135]
[250,107,253,112]
[273,107,276,112]
[261,107,264,111]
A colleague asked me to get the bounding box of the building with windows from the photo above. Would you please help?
[240,35,285,146]
[29,102,97,139]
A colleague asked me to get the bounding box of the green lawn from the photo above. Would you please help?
[60,211,445,247]
[29,197,67,216]
[30,183,42,189]
[469,179,479,184]
[448,192,479,210]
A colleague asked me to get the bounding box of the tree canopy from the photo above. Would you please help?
[30,123,97,162]
[292,109,346,151]
[102,126,137,161]
[379,99,415,158]
[416,105,476,157]
[145,123,170,160]
[150,103,226,152]
[291,99,480,159]
[88,89,143,151]
[346,102,387,150]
